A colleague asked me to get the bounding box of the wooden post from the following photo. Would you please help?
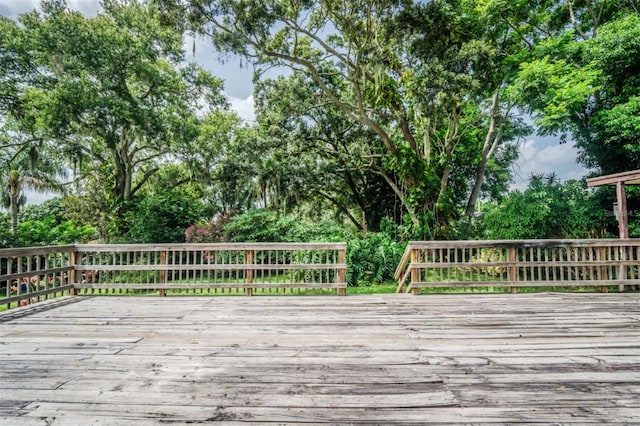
[507,246,518,294]
[616,181,629,239]
[159,250,167,297]
[616,183,628,292]
[618,243,628,293]
[245,250,253,296]
[337,248,346,296]
[6,257,13,310]
[410,248,419,295]
[69,249,77,296]
[598,247,608,293]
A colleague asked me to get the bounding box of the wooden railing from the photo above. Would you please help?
[1,245,76,309]
[1,243,347,309]
[395,239,640,294]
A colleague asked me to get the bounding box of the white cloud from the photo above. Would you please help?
[228,95,256,124]
[511,138,590,191]
[0,0,38,16]
[0,0,101,17]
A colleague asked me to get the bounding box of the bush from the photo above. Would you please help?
[222,209,296,242]
[184,209,405,287]
[18,198,66,223]
[185,212,235,243]
[483,176,608,239]
[126,193,205,243]
[346,233,406,287]
[16,216,95,246]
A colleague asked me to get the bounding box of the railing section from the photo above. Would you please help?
[0,243,346,309]
[395,239,640,294]
[1,246,76,309]
[73,243,346,296]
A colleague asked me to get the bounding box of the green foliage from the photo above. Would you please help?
[346,233,406,287]
[507,4,640,176]
[221,209,291,242]
[0,126,66,237]
[1,0,229,238]
[483,175,608,240]
[185,211,235,243]
[512,56,601,134]
[221,209,405,286]
[162,0,527,237]
[1,197,96,247]
[186,210,350,244]
[18,198,66,223]
[0,213,16,248]
[125,192,205,243]
[62,190,117,243]
[15,216,95,247]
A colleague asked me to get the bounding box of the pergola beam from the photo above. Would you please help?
[586,170,640,187]
[586,169,640,240]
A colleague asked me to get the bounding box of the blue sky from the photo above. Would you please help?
[1,0,590,204]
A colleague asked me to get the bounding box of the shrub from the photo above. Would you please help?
[222,209,294,242]
[185,212,235,243]
[126,193,205,243]
[346,233,406,286]
[16,216,96,246]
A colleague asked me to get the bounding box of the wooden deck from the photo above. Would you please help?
[1,293,639,424]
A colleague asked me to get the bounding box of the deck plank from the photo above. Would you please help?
[1,293,639,424]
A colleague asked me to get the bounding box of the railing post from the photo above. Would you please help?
[507,246,518,294]
[337,247,346,296]
[6,257,13,310]
[69,248,77,296]
[245,250,253,296]
[598,247,608,293]
[618,243,627,292]
[159,250,167,297]
[410,248,419,295]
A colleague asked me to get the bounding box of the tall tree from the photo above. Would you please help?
[1,0,228,226]
[157,0,524,237]
[254,72,402,231]
[500,0,640,174]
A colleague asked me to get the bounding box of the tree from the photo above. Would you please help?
[503,0,640,174]
[254,72,402,231]
[156,0,525,238]
[1,0,228,232]
[182,110,259,213]
[0,129,65,237]
[496,0,640,234]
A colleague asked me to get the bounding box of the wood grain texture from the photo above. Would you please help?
[1,293,639,424]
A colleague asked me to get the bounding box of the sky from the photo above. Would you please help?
[1,0,590,204]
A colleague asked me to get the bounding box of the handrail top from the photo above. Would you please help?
[0,245,76,257]
[75,242,346,251]
[0,242,347,257]
[406,238,640,249]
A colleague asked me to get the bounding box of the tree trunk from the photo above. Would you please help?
[10,194,19,237]
[465,90,502,218]
[9,172,20,237]
[436,117,459,214]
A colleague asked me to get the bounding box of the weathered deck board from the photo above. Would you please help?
[1,293,639,424]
